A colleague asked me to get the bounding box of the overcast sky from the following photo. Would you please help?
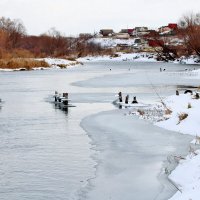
[0,0,199,36]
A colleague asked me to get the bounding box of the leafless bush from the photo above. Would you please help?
[137,109,145,116]
[165,108,172,115]
[0,58,49,70]
[179,13,200,57]
[187,103,192,109]
[178,113,188,124]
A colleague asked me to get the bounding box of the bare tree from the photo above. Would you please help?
[0,17,26,49]
[179,13,200,57]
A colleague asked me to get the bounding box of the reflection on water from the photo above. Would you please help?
[54,103,69,113]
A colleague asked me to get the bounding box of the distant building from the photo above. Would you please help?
[120,29,134,36]
[159,23,178,36]
[79,33,93,39]
[132,38,148,49]
[132,27,149,37]
[113,33,130,39]
[116,43,132,51]
[99,29,114,37]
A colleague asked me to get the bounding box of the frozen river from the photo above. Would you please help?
[0,61,199,200]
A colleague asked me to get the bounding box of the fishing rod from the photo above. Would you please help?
[145,70,169,110]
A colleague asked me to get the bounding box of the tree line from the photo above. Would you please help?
[147,13,200,61]
[0,13,200,60]
[0,16,111,59]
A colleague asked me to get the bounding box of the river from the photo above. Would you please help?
[0,61,199,200]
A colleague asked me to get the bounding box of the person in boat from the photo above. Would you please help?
[132,96,138,104]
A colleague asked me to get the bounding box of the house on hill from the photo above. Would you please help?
[99,29,114,37]
[159,23,178,36]
[132,27,149,37]
[113,33,130,39]
[120,29,134,36]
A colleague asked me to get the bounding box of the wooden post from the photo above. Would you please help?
[125,95,129,104]
[63,93,69,105]
[63,100,68,106]
[55,91,58,102]
[118,92,123,102]
[63,93,68,98]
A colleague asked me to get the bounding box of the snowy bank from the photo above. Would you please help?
[155,93,200,200]
[155,94,200,136]
[37,58,82,69]
[78,52,158,63]
[88,38,137,48]
[131,92,200,200]
[139,93,200,200]
[178,55,200,65]
[168,150,200,200]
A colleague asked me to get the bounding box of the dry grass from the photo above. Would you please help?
[178,113,188,124]
[110,53,120,58]
[57,61,81,69]
[137,109,145,116]
[188,103,192,109]
[0,48,35,59]
[66,57,76,61]
[165,108,172,115]
[0,58,49,70]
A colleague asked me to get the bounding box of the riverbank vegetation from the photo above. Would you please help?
[0,17,112,69]
[133,13,200,62]
[0,13,200,69]
[0,58,49,70]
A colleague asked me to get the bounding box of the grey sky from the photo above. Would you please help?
[0,0,199,36]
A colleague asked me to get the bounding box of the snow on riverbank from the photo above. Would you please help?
[178,55,200,65]
[168,149,200,200]
[143,93,200,200]
[37,58,82,69]
[78,52,158,63]
[131,92,200,199]
[78,52,200,66]
[156,94,200,136]
[89,37,137,48]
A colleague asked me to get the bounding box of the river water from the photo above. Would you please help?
[0,61,199,200]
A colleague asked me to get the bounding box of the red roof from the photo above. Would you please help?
[127,29,134,34]
[168,23,178,29]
